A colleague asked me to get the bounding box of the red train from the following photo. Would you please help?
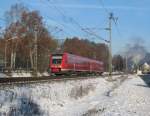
[49,52,104,75]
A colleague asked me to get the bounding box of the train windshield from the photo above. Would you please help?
[52,55,62,64]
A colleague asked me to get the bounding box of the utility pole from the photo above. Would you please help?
[108,13,113,76]
[108,12,117,76]
[34,26,38,74]
[125,55,128,74]
[4,40,7,69]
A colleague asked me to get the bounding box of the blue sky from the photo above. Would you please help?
[0,0,150,54]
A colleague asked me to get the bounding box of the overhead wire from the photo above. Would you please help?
[113,18,124,40]
[99,0,124,41]
[99,0,110,14]
[40,0,81,37]
[46,0,109,42]
[29,1,79,38]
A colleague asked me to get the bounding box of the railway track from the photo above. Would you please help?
[0,73,125,85]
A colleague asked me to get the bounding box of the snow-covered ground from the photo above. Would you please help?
[11,72,32,77]
[11,71,50,77]
[0,73,8,78]
[0,75,149,116]
[0,71,50,78]
[0,72,32,78]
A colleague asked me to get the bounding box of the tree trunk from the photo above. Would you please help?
[30,49,33,69]
[11,52,13,69]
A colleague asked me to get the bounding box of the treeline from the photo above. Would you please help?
[0,4,58,72]
[0,4,125,72]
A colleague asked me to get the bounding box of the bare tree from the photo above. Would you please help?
[3,4,58,72]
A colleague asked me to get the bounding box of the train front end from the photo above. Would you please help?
[50,54,63,74]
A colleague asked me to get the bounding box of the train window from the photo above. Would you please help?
[52,55,62,64]
[52,59,62,64]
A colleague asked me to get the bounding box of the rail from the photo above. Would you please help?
[0,73,125,85]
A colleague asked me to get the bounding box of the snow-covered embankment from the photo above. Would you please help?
[0,76,113,116]
[0,75,150,116]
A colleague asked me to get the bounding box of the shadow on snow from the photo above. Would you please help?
[139,74,150,88]
[9,96,43,116]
